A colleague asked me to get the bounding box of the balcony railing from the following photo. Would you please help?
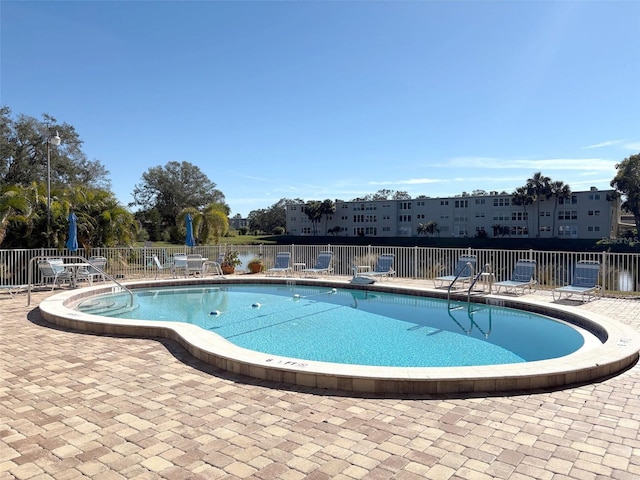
[1,245,639,296]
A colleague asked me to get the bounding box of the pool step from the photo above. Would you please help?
[77,298,137,316]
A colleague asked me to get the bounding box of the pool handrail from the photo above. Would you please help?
[27,255,135,307]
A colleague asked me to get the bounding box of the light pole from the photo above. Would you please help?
[46,131,61,248]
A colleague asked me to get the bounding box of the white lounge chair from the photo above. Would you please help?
[358,254,395,280]
[552,260,601,302]
[434,255,477,289]
[493,259,537,295]
[267,252,292,276]
[302,251,333,276]
[1,284,28,298]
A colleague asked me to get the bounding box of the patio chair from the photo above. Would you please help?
[151,254,170,279]
[186,254,205,276]
[552,260,601,302]
[77,256,108,285]
[493,259,537,295]
[203,253,224,276]
[302,251,334,277]
[358,254,395,280]
[171,253,188,278]
[37,259,73,290]
[266,252,292,276]
[434,255,477,289]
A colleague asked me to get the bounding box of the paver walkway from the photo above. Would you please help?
[1,284,640,479]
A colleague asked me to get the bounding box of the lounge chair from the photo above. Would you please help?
[434,255,477,289]
[552,260,601,302]
[358,254,395,280]
[267,252,292,276]
[493,259,537,295]
[302,251,334,276]
[1,284,28,298]
[37,259,73,290]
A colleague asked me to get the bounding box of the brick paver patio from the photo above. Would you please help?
[2,284,639,479]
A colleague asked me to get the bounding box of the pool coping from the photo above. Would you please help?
[38,277,640,394]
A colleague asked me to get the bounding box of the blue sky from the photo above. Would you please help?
[3,1,639,217]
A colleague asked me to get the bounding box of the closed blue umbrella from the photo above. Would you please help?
[185,213,195,248]
[66,212,78,252]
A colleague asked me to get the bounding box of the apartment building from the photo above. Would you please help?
[285,187,620,240]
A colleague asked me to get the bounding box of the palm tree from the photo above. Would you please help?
[304,201,323,236]
[65,186,138,248]
[0,184,33,246]
[549,180,571,238]
[526,172,551,237]
[511,186,533,237]
[201,203,229,244]
[319,199,336,235]
[177,203,229,246]
[417,221,439,237]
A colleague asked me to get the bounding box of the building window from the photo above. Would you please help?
[493,198,510,207]
[559,195,578,205]
[455,199,468,208]
[558,210,578,220]
[440,200,449,206]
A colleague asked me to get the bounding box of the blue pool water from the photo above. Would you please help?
[84,284,588,367]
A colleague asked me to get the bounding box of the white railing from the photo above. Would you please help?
[1,245,639,296]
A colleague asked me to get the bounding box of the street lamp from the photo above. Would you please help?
[46,131,61,248]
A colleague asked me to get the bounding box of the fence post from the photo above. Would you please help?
[601,251,607,297]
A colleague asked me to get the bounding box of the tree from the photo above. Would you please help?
[177,203,229,245]
[611,153,640,233]
[1,183,136,248]
[0,107,110,190]
[0,184,33,246]
[247,198,301,234]
[511,186,533,237]
[61,186,138,249]
[351,189,412,201]
[549,180,571,238]
[319,199,336,235]
[131,161,228,234]
[303,201,323,235]
[417,221,439,237]
[526,172,551,237]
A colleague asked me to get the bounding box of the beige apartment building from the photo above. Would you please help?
[285,187,620,240]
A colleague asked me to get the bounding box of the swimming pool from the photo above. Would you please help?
[39,277,640,394]
[83,284,590,368]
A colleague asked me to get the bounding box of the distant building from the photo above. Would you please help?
[230,214,249,230]
[285,187,620,240]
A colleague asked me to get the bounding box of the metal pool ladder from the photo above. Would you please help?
[27,255,135,308]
